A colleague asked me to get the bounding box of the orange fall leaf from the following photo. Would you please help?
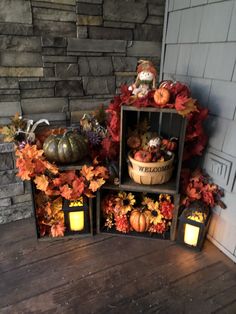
[34,175,49,192]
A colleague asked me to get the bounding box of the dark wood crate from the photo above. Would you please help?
[119,106,187,194]
[96,186,180,241]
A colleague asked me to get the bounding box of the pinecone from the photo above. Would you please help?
[87,131,102,146]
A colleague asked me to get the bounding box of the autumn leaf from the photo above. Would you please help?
[16,158,34,180]
[23,144,44,159]
[60,171,77,185]
[72,177,85,194]
[44,187,60,197]
[186,185,201,200]
[34,159,46,174]
[89,178,105,192]
[11,112,20,122]
[175,95,188,111]
[80,165,95,181]
[83,187,96,198]
[202,191,214,207]
[60,184,72,200]
[44,202,52,216]
[93,166,109,179]
[51,222,65,237]
[0,125,16,142]
[11,112,27,130]
[34,175,49,192]
[70,178,85,199]
[51,197,63,215]
[43,160,58,174]
[101,137,119,160]
[176,97,198,117]
[93,156,100,165]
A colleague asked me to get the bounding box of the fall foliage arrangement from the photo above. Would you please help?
[0,59,225,238]
[102,192,174,235]
[0,113,110,237]
[15,143,109,237]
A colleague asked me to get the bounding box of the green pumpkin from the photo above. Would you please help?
[43,131,88,164]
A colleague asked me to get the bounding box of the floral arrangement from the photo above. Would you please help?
[180,168,226,209]
[101,192,174,235]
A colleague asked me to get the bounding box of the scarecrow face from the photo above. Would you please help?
[139,70,154,82]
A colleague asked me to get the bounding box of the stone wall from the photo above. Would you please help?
[0,0,165,223]
[162,0,236,262]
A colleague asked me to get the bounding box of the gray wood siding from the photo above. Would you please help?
[161,0,236,262]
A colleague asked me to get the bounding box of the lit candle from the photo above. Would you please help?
[184,223,200,247]
[69,211,84,231]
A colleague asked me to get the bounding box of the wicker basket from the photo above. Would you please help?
[128,152,174,185]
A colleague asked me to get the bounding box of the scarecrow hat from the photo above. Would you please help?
[137,60,157,78]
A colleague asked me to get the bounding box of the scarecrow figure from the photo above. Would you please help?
[129,60,157,98]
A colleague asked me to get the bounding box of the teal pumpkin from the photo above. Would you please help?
[43,131,88,164]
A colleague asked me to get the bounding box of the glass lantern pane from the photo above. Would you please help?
[184,223,200,247]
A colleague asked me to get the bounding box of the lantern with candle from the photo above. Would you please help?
[177,201,211,250]
[62,196,91,235]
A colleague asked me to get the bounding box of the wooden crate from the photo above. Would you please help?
[119,106,187,195]
[30,181,94,241]
[96,185,180,241]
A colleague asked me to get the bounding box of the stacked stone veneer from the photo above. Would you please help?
[162,0,236,262]
[0,0,164,223]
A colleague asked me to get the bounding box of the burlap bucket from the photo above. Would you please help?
[128,152,174,185]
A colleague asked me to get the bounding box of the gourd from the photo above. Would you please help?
[43,131,87,164]
[162,139,177,151]
[129,209,150,232]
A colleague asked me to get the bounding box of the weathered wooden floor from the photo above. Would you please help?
[0,218,236,314]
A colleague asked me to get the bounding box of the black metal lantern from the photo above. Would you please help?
[177,201,211,251]
[62,196,90,235]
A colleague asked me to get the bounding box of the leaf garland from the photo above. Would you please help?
[15,143,108,203]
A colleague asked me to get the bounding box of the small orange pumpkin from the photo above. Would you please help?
[130,209,150,232]
[162,139,177,151]
[154,88,170,107]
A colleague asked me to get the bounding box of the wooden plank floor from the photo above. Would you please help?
[0,218,236,314]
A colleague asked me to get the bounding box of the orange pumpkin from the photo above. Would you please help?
[162,139,177,151]
[130,209,150,232]
[154,88,170,107]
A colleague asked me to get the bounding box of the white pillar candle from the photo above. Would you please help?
[69,211,84,231]
[184,223,200,246]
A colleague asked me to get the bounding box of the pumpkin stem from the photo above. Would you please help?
[139,205,146,212]
[63,130,74,137]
